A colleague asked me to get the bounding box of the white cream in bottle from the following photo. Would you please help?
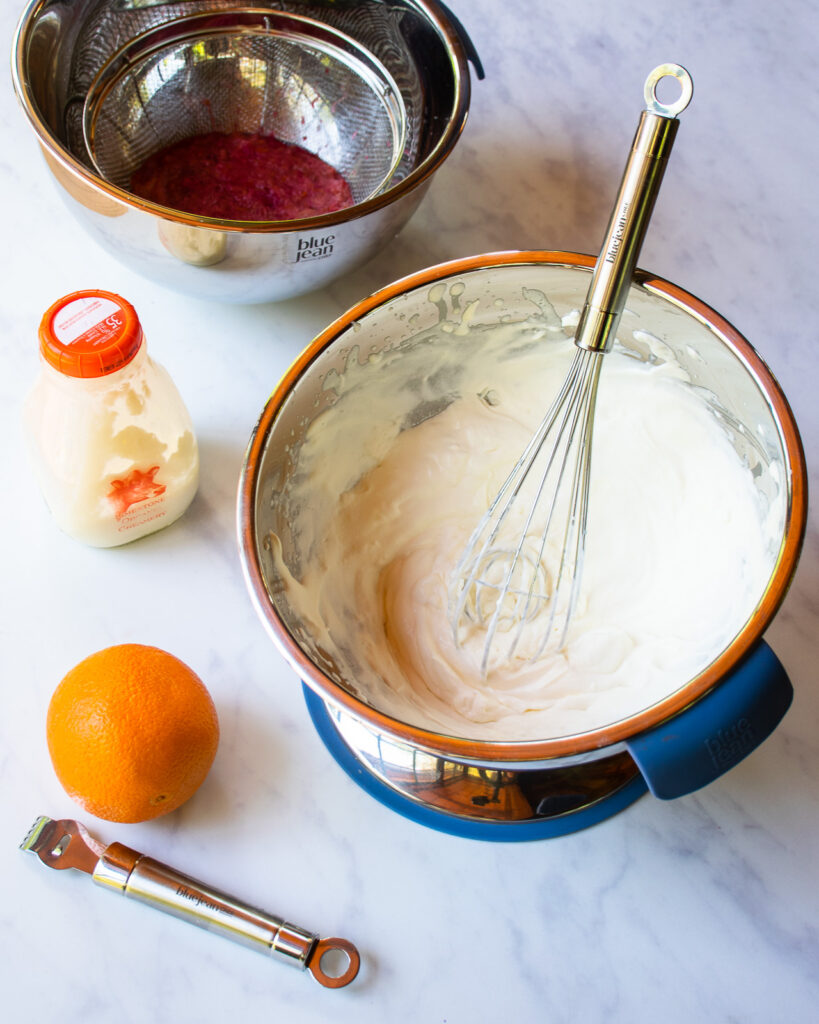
[23,289,199,547]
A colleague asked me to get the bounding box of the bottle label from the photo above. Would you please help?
[107,466,167,526]
[53,296,123,347]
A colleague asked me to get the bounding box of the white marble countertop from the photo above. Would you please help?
[2,1,817,1021]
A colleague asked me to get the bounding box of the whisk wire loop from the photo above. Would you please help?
[504,348,595,661]
[533,350,604,662]
[449,353,579,633]
[450,348,604,675]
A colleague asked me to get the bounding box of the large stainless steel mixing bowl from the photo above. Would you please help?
[238,252,807,833]
[11,1,481,304]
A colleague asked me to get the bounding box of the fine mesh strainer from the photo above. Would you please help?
[82,8,407,213]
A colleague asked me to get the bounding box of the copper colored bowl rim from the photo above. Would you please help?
[238,250,808,763]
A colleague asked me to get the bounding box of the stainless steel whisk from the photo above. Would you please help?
[449,64,694,674]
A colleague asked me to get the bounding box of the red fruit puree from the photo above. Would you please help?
[130,131,354,221]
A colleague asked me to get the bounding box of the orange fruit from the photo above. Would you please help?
[47,644,219,823]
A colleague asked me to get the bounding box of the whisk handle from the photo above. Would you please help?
[576,64,693,353]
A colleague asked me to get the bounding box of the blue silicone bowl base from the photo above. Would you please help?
[303,685,648,841]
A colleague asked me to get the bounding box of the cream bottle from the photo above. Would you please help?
[23,289,199,547]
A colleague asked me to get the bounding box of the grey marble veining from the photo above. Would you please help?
[1,1,817,1021]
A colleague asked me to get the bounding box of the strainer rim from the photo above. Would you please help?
[82,7,408,208]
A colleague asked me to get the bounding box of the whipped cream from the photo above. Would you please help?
[272,287,779,741]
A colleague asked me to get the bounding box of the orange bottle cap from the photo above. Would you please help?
[38,290,144,378]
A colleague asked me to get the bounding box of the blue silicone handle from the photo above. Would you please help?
[625,640,792,800]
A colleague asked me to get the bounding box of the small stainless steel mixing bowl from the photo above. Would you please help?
[238,252,807,832]
[11,1,482,304]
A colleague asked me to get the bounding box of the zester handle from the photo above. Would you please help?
[92,844,359,987]
[575,64,693,353]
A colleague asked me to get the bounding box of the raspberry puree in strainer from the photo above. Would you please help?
[130,131,354,221]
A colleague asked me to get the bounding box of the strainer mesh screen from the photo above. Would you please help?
[65,3,431,190]
[86,22,405,205]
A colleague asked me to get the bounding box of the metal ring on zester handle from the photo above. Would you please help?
[307,937,361,988]
[643,63,694,117]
